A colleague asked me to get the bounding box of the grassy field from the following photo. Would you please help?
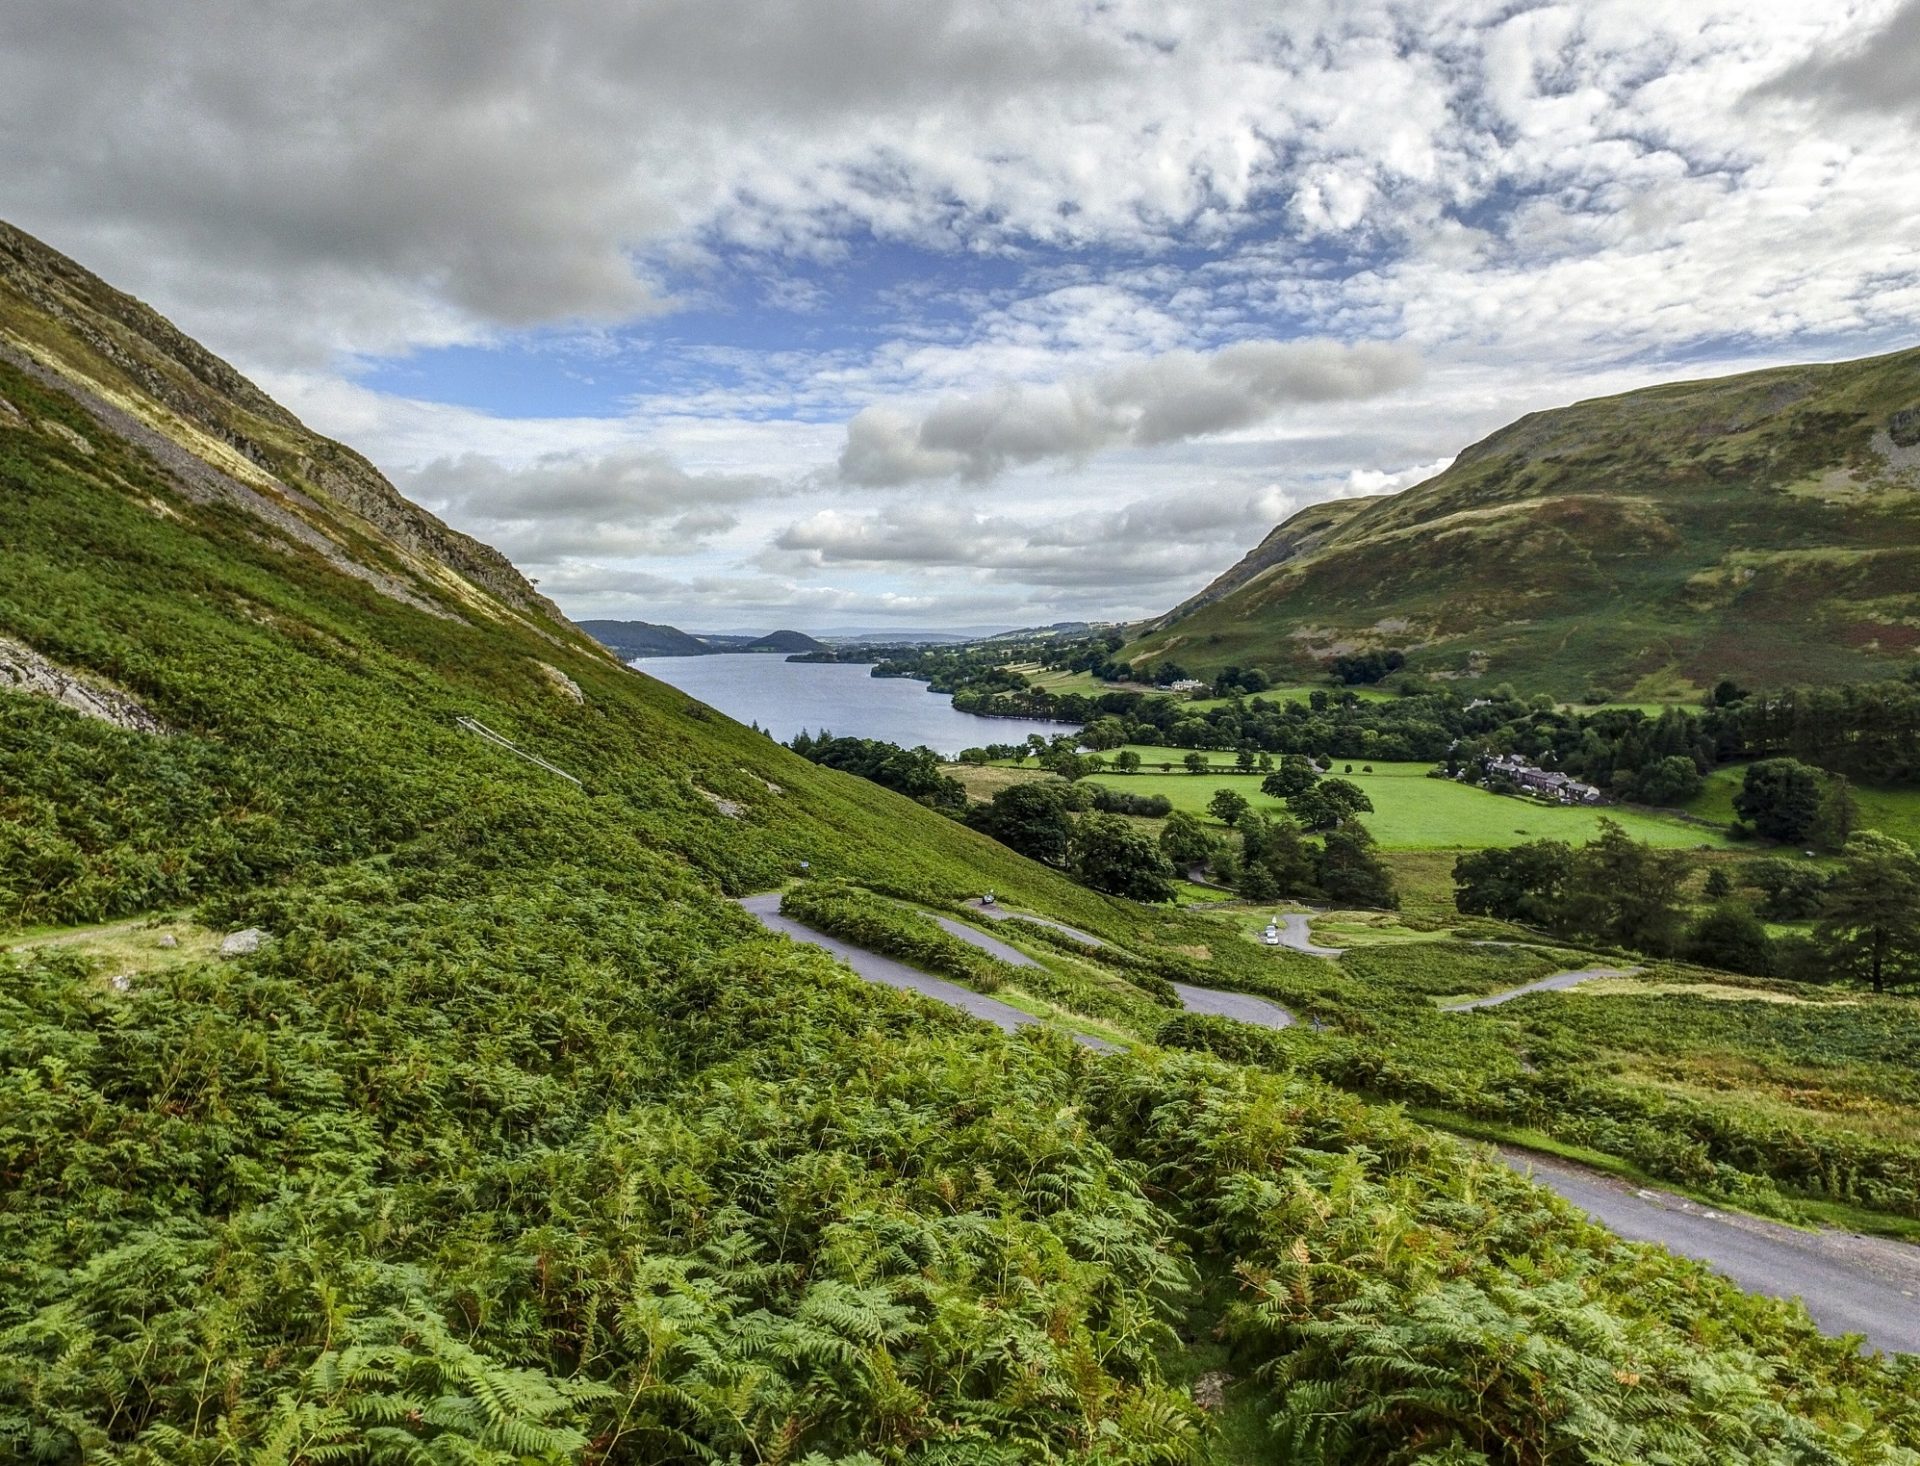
[1182,683,1396,711]
[1691,762,1920,845]
[1085,757,1731,850]
[946,760,1053,802]
[1002,661,1157,695]
[3,913,220,983]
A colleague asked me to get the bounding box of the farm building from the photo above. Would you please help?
[1482,753,1604,805]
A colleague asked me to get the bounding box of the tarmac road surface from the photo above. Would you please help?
[737,893,1116,1051]
[1502,1146,1920,1354]
[1442,965,1639,1009]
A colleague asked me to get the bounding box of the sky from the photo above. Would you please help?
[4,0,1919,632]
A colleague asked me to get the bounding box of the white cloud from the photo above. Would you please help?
[837,340,1423,484]
[7,0,1920,630]
[403,450,782,560]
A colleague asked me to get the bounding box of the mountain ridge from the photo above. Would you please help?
[1128,346,1920,697]
[0,219,585,648]
[575,617,713,657]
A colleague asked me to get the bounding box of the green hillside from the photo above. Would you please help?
[1129,350,1920,699]
[574,618,713,658]
[744,628,828,653]
[4,221,1918,1461]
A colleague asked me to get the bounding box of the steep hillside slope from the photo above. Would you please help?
[1130,349,1920,697]
[4,223,1916,1462]
[0,220,582,644]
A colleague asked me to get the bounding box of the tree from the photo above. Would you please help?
[1701,867,1732,899]
[1072,812,1175,901]
[1235,748,1257,773]
[1811,774,1858,851]
[968,782,1076,866]
[1183,751,1210,775]
[1261,756,1318,800]
[1318,823,1398,909]
[1207,788,1250,827]
[1683,905,1773,976]
[1288,777,1372,832]
[1159,810,1214,869]
[1559,820,1688,955]
[1453,841,1575,925]
[1814,831,1920,993]
[1618,754,1702,806]
[1733,758,1826,844]
[1744,858,1829,919]
[1238,813,1319,901]
[1114,750,1141,775]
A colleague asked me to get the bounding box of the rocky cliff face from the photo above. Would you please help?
[0,635,169,734]
[0,220,590,645]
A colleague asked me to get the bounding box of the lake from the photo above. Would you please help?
[630,654,1081,756]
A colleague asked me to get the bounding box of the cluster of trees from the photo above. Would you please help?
[1732,757,1857,848]
[1728,676,1920,783]
[1329,648,1406,684]
[1454,823,1697,955]
[1160,799,1397,910]
[870,629,1919,804]
[785,731,966,810]
[1256,755,1375,830]
[1456,823,1920,990]
[964,783,1175,900]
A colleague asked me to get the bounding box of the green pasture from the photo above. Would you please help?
[1183,683,1396,711]
[1691,763,1920,846]
[1001,661,1156,695]
[1085,756,1732,850]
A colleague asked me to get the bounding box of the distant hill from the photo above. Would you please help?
[742,629,826,653]
[575,618,712,658]
[1128,347,1920,699]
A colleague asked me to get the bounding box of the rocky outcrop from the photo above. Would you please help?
[538,661,585,702]
[0,635,168,733]
[218,928,268,958]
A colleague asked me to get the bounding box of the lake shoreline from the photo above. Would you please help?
[629,654,1082,757]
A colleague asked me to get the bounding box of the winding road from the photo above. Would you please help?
[737,894,1117,1051]
[945,909,1296,1029]
[1500,1147,1920,1355]
[742,894,1913,1351]
[929,914,1040,967]
[1441,965,1640,1010]
[1268,912,1343,957]
[1170,982,1295,1028]
[964,899,1106,947]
